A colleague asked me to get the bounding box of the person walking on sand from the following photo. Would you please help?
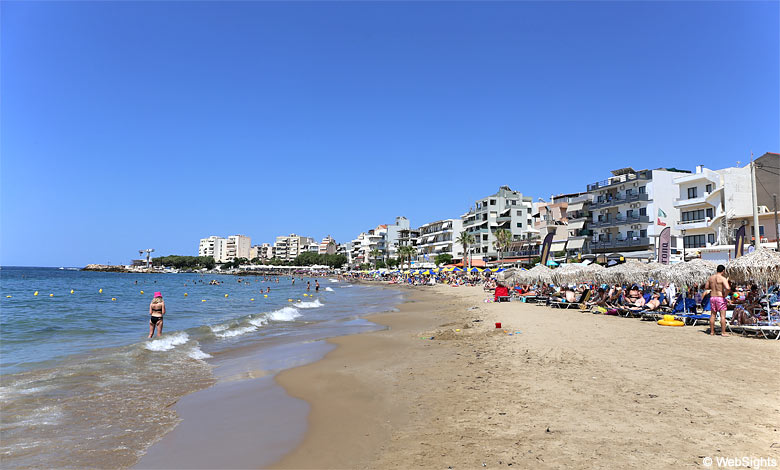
[705,265,730,336]
[148,292,166,338]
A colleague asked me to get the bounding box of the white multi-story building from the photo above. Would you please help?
[273,234,315,261]
[587,167,686,258]
[673,164,752,252]
[415,218,464,264]
[198,236,227,262]
[349,226,386,267]
[384,216,410,259]
[225,235,251,261]
[461,186,535,259]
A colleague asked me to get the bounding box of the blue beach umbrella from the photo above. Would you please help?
[546,259,559,267]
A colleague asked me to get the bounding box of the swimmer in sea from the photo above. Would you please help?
[315,280,320,292]
[307,281,311,291]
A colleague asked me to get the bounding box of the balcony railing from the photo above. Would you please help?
[587,173,651,192]
[590,237,650,251]
[590,192,649,209]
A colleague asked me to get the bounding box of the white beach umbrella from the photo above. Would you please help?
[518,265,554,284]
[726,248,780,321]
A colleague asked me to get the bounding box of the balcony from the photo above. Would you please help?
[590,237,651,252]
[674,218,715,231]
[590,193,649,210]
[587,173,651,192]
[673,189,720,208]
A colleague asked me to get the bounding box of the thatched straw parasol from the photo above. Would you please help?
[551,263,587,285]
[517,264,553,284]
[726,247,780,283]
[598,261,651,285]
[496,267,519,284]
[663,259,717,286]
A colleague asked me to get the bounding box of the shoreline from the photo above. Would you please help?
[270,283,779,469]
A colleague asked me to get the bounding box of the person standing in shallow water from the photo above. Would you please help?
[149,292,165,338]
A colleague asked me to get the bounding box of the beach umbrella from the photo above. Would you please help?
[496,267,518,283]
[452,267,464,272]
[517,264,554,284]
[551,263,586,285]
[664,259,717,287]
[727,247,780,322]
[599,261,651,285]
[469,267,483,273]
[546,259,559,267]
[726,247,780,283]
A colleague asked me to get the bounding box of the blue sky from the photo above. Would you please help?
[2,1,778,266]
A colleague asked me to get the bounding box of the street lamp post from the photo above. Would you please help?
[681,228,687,261]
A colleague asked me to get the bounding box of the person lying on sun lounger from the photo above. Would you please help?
[587,287,608,309]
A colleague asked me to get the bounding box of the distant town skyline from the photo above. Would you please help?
[2,1,778,266]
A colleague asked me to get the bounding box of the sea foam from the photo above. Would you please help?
[297,298,323,309]
[187,346,212,360]
[145,332,189,352]
[268,306,301,321]
[216,326,257,338]
[325,287,334,292]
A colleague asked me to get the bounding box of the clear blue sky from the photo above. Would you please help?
[2,1,778,266]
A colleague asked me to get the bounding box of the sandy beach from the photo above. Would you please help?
[272,284,779,469]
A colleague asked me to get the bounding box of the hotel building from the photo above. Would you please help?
[673,165,752,254]
[461,186,535,260]
[415,218,464,264]
[586,168,684,259]
[273,234,316,261]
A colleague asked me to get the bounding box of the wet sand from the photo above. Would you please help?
[272,284,780,469]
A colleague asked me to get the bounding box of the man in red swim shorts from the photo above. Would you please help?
[705,265,730,336]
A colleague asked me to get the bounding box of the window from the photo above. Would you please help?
[482,234,488,241]
[751,226,766,236]
[517,222,522,228]
[626,188,633,196]
[706,208,713,219]
[598,196,604,203]
[598,215,603,222]
[684,234,706,248]
[626,230,635,238]
[687,187,697,199]
[527,219,532,226]
[682,210,705,222]
[490,199,496,205]
[706,183,712,193]
[516,210,522,216]
[640,229,647,238]
[639,186,646,194]
[708,234,715,244]
[627,209,634,218]
[639,208,647,216]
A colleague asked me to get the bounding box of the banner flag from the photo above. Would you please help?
[540,233,554,266]
[658,227,671,264]
[734,225,746,258]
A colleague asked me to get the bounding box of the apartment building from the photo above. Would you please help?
[225,235,251,261]
[349,226,386,267]
[461,186,535,260]
[318,235,337,255]
[384,217,411,259]
[198,236,227,263]
[532,193,587,259]
[415,218,464,264]
[273,234,315,261]
[250,243,273,260]
[563,193,593,259]
[673,165,752,252]
[587,167,685,258]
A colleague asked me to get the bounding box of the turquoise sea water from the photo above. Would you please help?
[0,267,401,468]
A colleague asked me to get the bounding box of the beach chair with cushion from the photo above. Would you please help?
[550,289,590,310]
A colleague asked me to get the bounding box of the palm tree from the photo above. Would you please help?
[457,231,475,271]
[397,245,417,269]
[369,249,382,269]
[493,229,512,262]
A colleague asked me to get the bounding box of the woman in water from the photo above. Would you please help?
[148,292,165,338]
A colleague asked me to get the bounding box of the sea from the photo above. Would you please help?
[0,267,402,468]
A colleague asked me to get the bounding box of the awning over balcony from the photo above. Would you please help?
[567,202,584,212]
[551,241,567,252]
[567,220,585,230]
[566,238,585,250]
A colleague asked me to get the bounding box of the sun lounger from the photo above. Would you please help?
[550,289,590,310]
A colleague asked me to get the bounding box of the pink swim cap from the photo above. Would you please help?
[154,292,162,298]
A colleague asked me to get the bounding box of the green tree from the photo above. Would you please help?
[369,249,382,269]
[434,253,453,266]
[457,231,475,270]
[493,229,512,262]
[397,245,417,269]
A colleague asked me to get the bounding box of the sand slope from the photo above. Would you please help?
[272,285,780,469]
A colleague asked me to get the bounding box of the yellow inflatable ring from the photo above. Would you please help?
[658,319,685,327]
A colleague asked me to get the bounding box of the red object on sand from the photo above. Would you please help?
[495,322,501,328]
